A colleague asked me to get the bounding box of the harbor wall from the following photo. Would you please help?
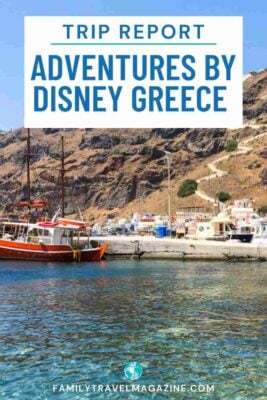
[91,236,267,261]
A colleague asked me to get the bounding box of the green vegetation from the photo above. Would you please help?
[177,179,198,198]
[217,192,231,202]
[226,138,238,152]
[258,205,267,215]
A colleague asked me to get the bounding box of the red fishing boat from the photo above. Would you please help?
[0,130,108,262]
[0,219,107,262]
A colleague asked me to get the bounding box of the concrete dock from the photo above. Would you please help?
[91,235,267,261]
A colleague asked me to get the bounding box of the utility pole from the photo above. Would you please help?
[209,169,211,197]
[165,151,171,235]
[60,136,65,217]
[138,196,141,215]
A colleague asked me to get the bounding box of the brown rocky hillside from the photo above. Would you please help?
[0,69,266,222]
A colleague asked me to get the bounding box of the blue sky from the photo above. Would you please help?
[0,0,266,130]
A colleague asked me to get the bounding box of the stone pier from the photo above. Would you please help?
[91,235,267,261]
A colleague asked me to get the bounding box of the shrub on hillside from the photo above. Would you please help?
[177,179,198,198]
[226,138,238,152]
[217,192,231,202]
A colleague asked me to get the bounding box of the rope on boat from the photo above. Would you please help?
[72,248,81,261]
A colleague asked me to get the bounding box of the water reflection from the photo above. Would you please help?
[0,260,266,399]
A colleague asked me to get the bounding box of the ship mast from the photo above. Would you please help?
[26,128,31,206]
[60,136,65,217]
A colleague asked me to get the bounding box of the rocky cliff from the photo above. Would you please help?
[0,69,266,221]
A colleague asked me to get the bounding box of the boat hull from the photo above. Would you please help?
[0,240,108,262]
[227,233,253,243]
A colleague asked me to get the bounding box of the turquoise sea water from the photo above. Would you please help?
[0,260,266,399]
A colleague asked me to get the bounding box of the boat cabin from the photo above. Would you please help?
[0,221,89,247]
[194,213,235,240]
